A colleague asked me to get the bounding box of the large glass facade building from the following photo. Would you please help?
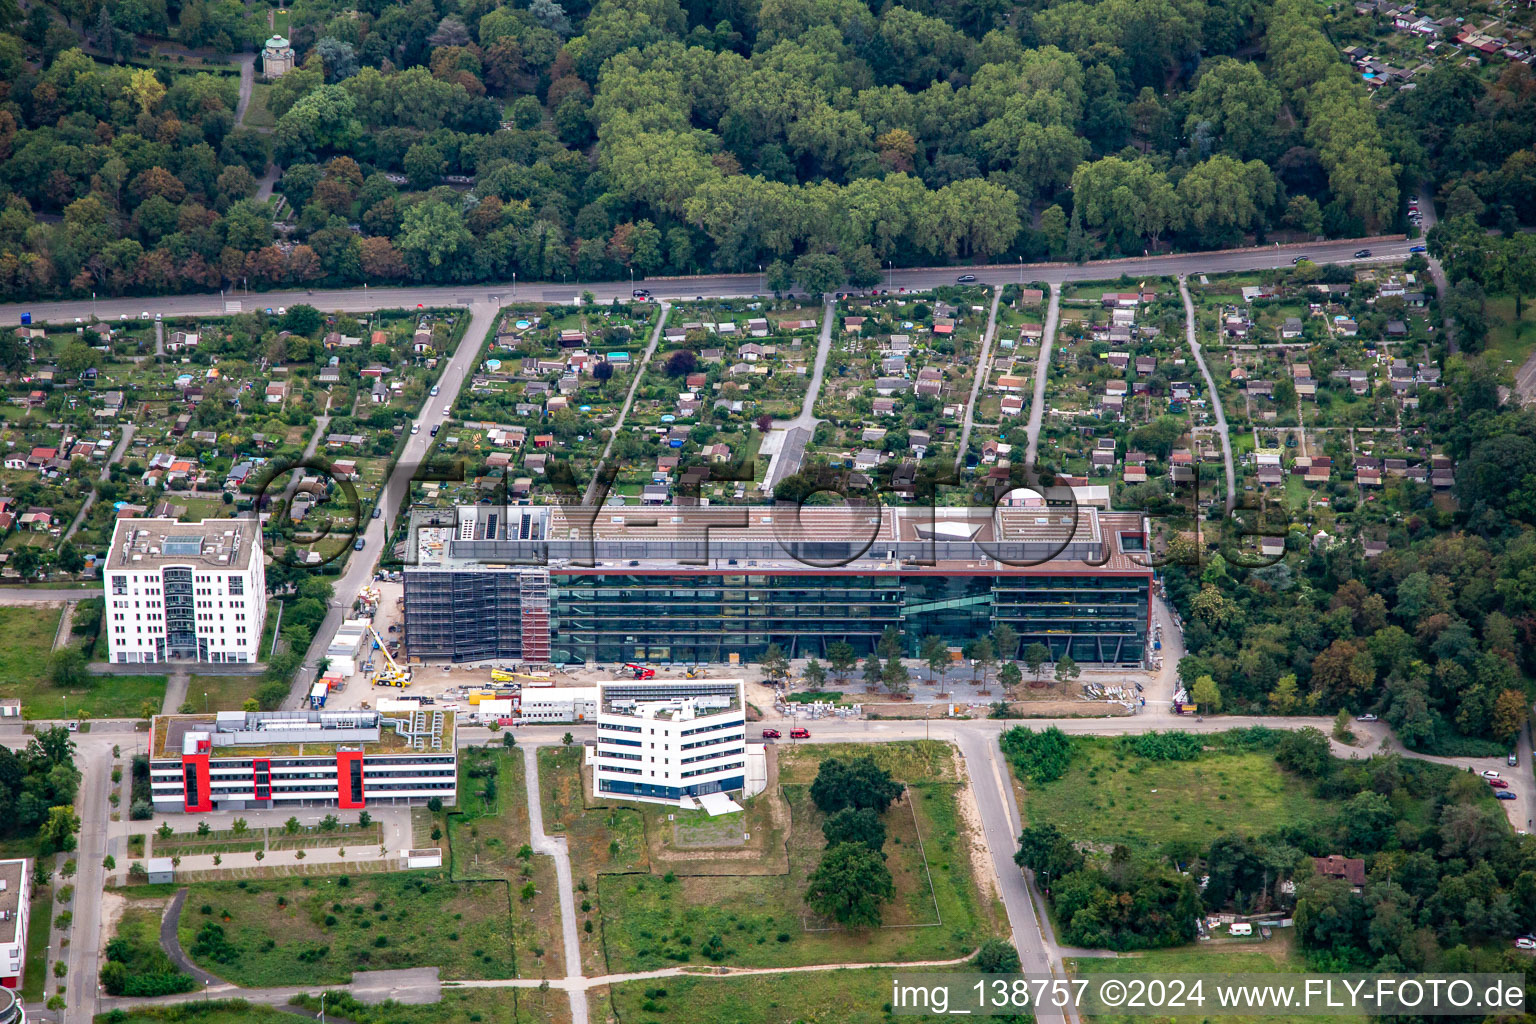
[403,503,1153,667]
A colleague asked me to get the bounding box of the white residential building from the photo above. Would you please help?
[590,679,747,803]
[104,518,267,665]
[0,858,30,993]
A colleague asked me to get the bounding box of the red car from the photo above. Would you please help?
[790,727,810,739]
[761,728,781,739]
[1489,778,1510,789]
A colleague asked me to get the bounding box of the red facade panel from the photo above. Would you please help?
[336,751,366,808]
[181,753,212,812]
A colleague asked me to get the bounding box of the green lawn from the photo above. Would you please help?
[176,872,515,987]
[607,967,981,1024]
[242,81,276,129]
[1485,294,1535,368]
[1020,736,1337,852]
[449,747,565,979]
[1071,936,1364,1024]
[0,605,168,718]
[21,890,50,1002]
[93,1002,296,1024]
[596,780,996,972]
[290,988,567,1024]
[188,674,267,713]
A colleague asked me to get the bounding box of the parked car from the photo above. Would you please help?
[761,728,781,739]
[790,727,810,738]
[1354,249,1372,258]
[1517,938,1536,950]
[410,424,420,434]
[1357,713,1378,722]
[1483,770,1501,778]
[372,507,382,519]
[1497,791,1518,800]
[430,385,439,396]
[1511,751,1521,766]
[956,273,977,283]
[430,425,440,437]
[1488,778,1509,789]
[353,538,366,550]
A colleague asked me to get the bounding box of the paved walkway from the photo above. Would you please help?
[585,302,671,505]
[762,295,834,491]
[162,670,190,715]
[954,287,1004,472]
[233,53,255,126]
[1179,275,1237,513]
[160,889,224,985]
[64,422,135,541]
[522,743,587,1024]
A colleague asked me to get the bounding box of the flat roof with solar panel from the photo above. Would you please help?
[407,502,1151,574]
[107,517,261,571]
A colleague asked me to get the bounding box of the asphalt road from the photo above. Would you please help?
[0,237,1413,328]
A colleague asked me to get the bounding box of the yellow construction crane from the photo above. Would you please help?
[366,625,412,687]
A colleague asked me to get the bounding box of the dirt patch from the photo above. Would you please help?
[995,700,1132,718]
[98,891,165,962]
[951,758,999,905]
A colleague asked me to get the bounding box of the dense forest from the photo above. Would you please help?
[2,0,1527,300]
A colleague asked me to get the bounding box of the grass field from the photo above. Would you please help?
[242,81,276,129]
[776,741,961,785]
[592,738,998,973]
[291,987,570,1024]
[188,674,268,713]
[1071,935,1364,1023]
[95,1003,296,1024]
[21,890,50,1002]
[0,605,167,719]
[1485,295,1535,368]
[606,967,981,1024]
[176,872,514,987]
[449,747,565,979]
[1020,736,1336,852]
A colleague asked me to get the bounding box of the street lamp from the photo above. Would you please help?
[1018,256,1023,285]
[886,260,892,289]
[512,270,516,298]
[204,691,208,713]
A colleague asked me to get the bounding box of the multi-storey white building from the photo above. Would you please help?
[0,858,30,993]
[104,518,267,665]
[148,710,457,812]
[590,680,746,804]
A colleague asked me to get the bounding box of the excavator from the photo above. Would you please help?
[366,625,412,687]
